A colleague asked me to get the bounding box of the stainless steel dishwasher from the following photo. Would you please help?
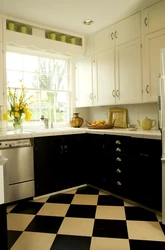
[0,138,34,203]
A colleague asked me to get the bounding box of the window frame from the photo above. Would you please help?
[5,44,74,128]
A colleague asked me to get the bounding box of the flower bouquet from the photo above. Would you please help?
[3,80,33,132]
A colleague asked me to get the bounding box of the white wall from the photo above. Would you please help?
[76,102,159,129]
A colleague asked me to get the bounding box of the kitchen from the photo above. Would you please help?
[0,0,165,249]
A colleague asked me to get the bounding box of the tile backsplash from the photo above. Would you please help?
[76,102,159,129]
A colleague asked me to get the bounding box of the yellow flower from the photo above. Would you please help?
[3,80,33,122]
[3,112,9,121]
[14,112,20,118]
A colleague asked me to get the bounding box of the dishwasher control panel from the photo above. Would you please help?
[0,139,33,149]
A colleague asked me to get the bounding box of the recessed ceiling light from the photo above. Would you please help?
[83,19,93,25]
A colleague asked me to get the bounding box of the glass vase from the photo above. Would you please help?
[13,118,23,132]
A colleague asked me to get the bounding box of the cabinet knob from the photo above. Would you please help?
[116,181,121,186]
[116,140,121,144]
[90,93,93,99]
[146,85,149,93]
[116,168,121,173]
[112,90,115,97]
[60,145,63,153]
[111,32,114,40]
[116,90,119,97]
[115,31,117,38]
[64,144,68,153]
[116,147,121,152]
[144,17,147,26]
[116,157,121,161]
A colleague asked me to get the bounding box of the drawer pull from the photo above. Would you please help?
[116,147,121,152]
[140,153,149,157]
[116,168,121,173]
[116,157,121,161]
[116,140,121,144]
[116,181,121,186]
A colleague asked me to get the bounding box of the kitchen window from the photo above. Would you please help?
[6,45,73,125]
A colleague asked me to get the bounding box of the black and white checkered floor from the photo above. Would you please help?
[7,185,165,250]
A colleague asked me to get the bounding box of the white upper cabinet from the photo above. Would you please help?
[93,24,115,106]
[115,12,142,104]
[142,0,165,103]
[93,47,115,106]
[0,43,4,106]
[142,0,165,35]
[115,12,141,46]
[116,39,142,104]
[76,55,93,107]
[0,17,3,43]
[143,29,165,102]
[94,25,115,53]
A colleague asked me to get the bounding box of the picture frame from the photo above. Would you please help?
[108,108,127,128]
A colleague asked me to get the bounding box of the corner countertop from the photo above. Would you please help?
[0,126,161,140]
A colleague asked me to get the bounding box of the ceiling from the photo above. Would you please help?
[0,0,160,36]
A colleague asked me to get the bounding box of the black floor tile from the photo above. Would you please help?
[129,239,165,250]
[25,215,64,234]
[7,230,22,249]
[92,219,128,239]
[50,234,91,250]
[97,194,124,206]
[66,204,96,218]
[47,193,75,204]
[125,207,158,221]
[9,201,43,215]
[76,185,99,195]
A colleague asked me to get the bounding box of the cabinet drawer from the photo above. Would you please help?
[105,135,132,155]
[132,138,162,157]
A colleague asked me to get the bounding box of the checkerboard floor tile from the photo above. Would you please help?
[7,185,165,250]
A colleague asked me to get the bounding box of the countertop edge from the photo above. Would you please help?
[0,127,161,140]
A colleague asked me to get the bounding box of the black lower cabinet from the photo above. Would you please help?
[62,134,87,188]
[34,134,86,197]
[0,204,8,250]
[103,134,133,198]
[34,132,162,212]
[131,138,162,211]
[85,134,105,188]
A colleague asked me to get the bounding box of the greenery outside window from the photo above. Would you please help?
[6,45,72,125]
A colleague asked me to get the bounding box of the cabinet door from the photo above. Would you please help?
[93,47,115,106]
[0,17,3,43]
[142,0,165,35]
[115,12,141,46]
[115,39,142,104]
[33,136,57,196]
[76,56,93,107]
[85,134,105,187]
[143,29,165,102]
[0,43,4,106]
[63,134,87,188]
[132,138,162,211]
[94,25,114,53]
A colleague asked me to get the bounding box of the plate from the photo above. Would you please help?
[108,108,127,128]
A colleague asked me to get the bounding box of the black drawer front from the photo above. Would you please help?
[104,135,132,155]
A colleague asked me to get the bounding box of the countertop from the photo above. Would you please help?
[0,126,161,140]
